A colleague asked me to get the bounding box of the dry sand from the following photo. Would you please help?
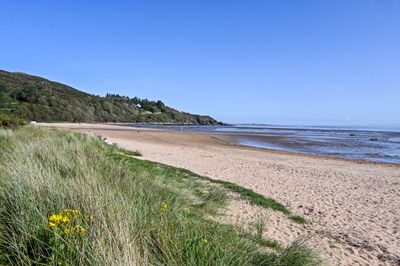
[41,123,400,265]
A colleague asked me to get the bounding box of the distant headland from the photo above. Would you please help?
[0,70,221,125]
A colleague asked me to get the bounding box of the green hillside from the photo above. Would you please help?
[0,70,219,124]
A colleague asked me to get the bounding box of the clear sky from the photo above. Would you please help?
[1,1,399,125]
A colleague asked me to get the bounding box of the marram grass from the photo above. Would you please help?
[0,127,321,265]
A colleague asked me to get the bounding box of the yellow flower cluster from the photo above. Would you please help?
[160,202,168,214]
[48,209,87,235]
[48,213,70,226]
[64,225,87,235]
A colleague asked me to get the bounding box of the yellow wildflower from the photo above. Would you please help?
[48,222,56,228]
[160,202,168,214]
[61,216,70,223]
[48,209,88,236]
[49,214,62,223]
[72,225,87,234]
[203,239,208,244]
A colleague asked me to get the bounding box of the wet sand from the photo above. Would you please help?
[41,123,400,265]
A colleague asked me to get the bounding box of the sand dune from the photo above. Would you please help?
[42,123,400,265]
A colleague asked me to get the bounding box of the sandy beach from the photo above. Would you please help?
[42,123,400,265]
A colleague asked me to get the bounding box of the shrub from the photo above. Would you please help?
[0,113,27,129]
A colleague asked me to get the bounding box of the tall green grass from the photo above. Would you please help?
[0,127,320,265]
[139,159,308,224]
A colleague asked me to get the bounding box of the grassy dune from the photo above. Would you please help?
[0,127,320,265]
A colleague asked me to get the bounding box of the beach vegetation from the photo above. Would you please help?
[153,164,308,223]
[0,127,319,265]
[288,215,308,224]
[118,147,143,157]
[254,213,269,240]
[269,238,321,266]
[256,238,284,251]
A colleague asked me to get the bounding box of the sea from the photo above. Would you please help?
[130,124,400,164]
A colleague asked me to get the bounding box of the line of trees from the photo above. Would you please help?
[105,94,166,113]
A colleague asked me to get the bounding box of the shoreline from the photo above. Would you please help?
[40,123,400,265]
[213,133,400,167]
[44,122,400,167]
[115,124,400,165]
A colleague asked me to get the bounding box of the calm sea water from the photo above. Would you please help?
[130,124,400,164]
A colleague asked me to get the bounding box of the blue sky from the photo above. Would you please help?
[1,1,399,125]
